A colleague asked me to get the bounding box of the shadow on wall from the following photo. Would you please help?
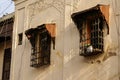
[64,23,80,65]
[63,22,118,80]
[63,23,112,80]
[31,65,51,80]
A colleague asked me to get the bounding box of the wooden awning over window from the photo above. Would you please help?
[71,4,109,23]
[25,23,56,39]
[71,4,109,34]
[25,24,56,49]
[45,24,56,38]
[99,5,109,24]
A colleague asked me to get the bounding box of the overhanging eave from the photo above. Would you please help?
[71,4,109,34]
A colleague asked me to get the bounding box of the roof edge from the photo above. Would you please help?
[0,12,14,22]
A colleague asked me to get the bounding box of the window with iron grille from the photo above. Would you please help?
[30,28,51,67]
[79,17,104,56]
[25,24,55,68]
[71,5,109,57]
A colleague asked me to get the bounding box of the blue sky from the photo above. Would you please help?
[0,0,15,17]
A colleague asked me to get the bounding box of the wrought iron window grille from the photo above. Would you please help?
[71,5,109,57]
[25,24,56,68]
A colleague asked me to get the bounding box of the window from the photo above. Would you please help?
[25,24,56,67]
[79,17,104,56]
[30,28,51,67]
[2,48,11,80]
[18,33,23,45]
[71,5,109,57]
[0,18,14,43]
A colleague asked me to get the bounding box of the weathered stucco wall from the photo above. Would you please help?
[12,0,65,80]
[12,0,120,80]
[64,0,119,80]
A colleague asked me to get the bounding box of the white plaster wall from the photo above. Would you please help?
[12,0,65,80]
[63,0,120,80]
[12,0,120,80]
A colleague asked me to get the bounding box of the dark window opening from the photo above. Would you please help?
[25,24,55,68]
[30,29,51,67]
[71,5,109,57]
[18,33,23,45]
[0,18,14,43]
[2,48,11,80]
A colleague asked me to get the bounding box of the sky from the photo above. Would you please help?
[0,0,15,17]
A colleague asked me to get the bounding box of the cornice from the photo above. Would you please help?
[12,0,28,5]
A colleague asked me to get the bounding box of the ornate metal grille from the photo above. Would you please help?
[30,29,51,67]
[25,25,51,68]
[80,17,104,56]
[71,5,109,57]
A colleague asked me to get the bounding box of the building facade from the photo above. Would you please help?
[0,13,14,80]
[11,0,120,80]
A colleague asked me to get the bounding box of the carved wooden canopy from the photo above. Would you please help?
[71,4,109,34]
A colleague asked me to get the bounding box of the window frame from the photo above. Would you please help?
[18,33,23,45]
[30,28,51,67]
[25,24,56,68]
[71,5,109,57]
